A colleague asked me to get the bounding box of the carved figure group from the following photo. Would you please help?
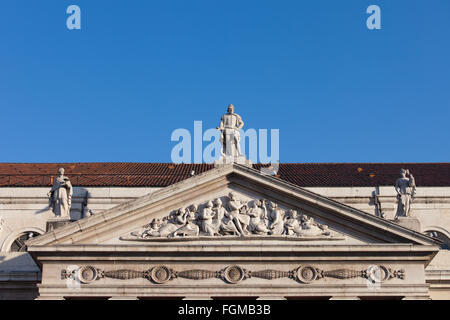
[133,192,331,238]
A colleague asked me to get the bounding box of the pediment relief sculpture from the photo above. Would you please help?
[124,192,336,240]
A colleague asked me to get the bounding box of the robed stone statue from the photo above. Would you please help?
[394,169,416,219]
[47,168,73,219]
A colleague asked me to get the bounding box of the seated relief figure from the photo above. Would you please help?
[284,209,302,235]
[226,192,251,236]
[130,194,333,238]
[296,214,330,237]
[213,198,239,235]
[283,209,330,236]
[247,199,270,235]
[199,201,221,236]
[267,202,285,235]
[137,208,185,238]
[141,218,163,237]
[172,205,200,237]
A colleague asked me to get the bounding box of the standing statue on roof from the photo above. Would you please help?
[394,169,416,219]
[47,168,73,219]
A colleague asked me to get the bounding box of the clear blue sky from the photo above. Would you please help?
[0,1,449,163]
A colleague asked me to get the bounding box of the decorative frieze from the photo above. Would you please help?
[314,265,405,283]
[61,264,405,285]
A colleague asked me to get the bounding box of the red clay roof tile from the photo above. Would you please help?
[0,163,448,187]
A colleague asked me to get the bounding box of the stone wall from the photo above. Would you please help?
[304,186,450,236]
[0,185,449,299]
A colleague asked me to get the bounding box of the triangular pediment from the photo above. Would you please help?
[26,164,439,248]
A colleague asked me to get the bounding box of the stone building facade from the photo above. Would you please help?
[0,162,449,300]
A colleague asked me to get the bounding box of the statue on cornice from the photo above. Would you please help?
[394,169,416,219]
[217,104,244,158]
[47,168,73,219]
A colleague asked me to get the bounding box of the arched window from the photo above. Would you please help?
[9,231,41,252]
[424,230,450,250]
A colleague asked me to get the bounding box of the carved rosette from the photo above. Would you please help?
[221,265,250,284]
[77,266,99,283]
[149,265,174,284]
[60,264,405,285]
[295,266,319,283]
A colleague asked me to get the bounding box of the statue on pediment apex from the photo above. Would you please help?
[217,104,244,158]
